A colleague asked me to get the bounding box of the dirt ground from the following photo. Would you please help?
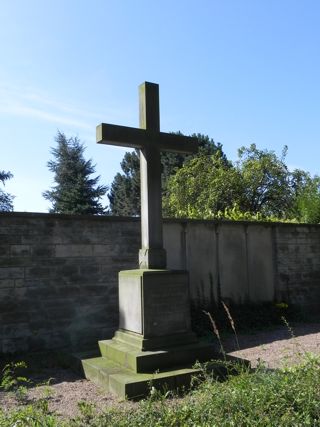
[1,322,320,419]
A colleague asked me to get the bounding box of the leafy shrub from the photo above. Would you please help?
[0,361,30,401]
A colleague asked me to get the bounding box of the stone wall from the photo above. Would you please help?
[164,221,275,306]
[0,213,140,354]
[275,225,320,311]
[1,212,319,354]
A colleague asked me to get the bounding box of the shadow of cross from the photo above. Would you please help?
[97,82,198,269]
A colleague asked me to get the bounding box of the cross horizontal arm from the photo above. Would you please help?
[97,123,145,149]
[97,123,198,154]
[157,133,198,154]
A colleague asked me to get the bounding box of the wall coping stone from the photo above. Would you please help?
[1,211,320,229]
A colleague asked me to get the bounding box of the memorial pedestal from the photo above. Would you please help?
[74,82,244,399]
[79,269,219,399]
[118,270,197,349]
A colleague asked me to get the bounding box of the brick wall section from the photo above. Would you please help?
[1,212,320,354]
[0,213,140,354]
[275,225,320,310]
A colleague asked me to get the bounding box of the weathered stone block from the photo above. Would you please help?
[0,279,15,288]
[0,267,24,279]
[10,245,31,256]
[55,244,93,257]
[92,245,113,256]
[218,224,248,303]
[1,310,29,323]
[118,269,196,350]
[25,266,51,279]
[0,245,10,256]
[32,245,55,257]
[3,323,31,339]
[185,222,217,304]
[14,279,25,287]
[2,338,29,353]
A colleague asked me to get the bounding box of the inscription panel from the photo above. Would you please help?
[143,271,191,337]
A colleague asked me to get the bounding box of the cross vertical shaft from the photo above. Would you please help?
[96,81,198,270]
[139,82,166,269]
[84,83,217,398]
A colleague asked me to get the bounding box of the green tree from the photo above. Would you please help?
[108,133,228,216]
[0,170,14,211]
[290,169,320,223]
[164,143,296,220]
[163,153,243,219]
[43,131,107,214]
[108,151,140,216]
[237,144,292,217]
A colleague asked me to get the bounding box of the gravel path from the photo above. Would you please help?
[1,323,320,419]
[223,322,320,368]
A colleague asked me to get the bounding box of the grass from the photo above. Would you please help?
[1,310,320,426]
[1,354,320,426]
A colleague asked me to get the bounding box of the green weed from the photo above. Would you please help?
[0,361,30,401]
[1,354,320,426]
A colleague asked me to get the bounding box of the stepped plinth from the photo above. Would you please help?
[78,269,219,399]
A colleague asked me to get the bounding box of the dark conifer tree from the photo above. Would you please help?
[108,151,140,216]
[0,170,14,211]
[43,131,107,214]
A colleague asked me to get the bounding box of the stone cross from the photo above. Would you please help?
[97,82,198,269]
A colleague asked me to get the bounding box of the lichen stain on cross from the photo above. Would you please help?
[96,82,198,269]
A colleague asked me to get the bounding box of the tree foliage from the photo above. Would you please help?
[290,170,320,223]
[108,133,227,216]
[236,144,293,217]
[108,132,320,223]
[43,131,107,214]
[163,154,242,219]
[164,143,320,223]
[0,170,14,212]
[108,151,140,216]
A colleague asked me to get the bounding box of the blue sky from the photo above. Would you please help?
[1,0,320,212]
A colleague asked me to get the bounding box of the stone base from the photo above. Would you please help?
[99,338,217,373]
[113,329,198,351]
[81,356,204,399]
[74,268,230,399]
[77,343,245,399]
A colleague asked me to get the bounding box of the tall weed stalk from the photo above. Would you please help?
[203,310,225,357]
[222,301,240,350]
